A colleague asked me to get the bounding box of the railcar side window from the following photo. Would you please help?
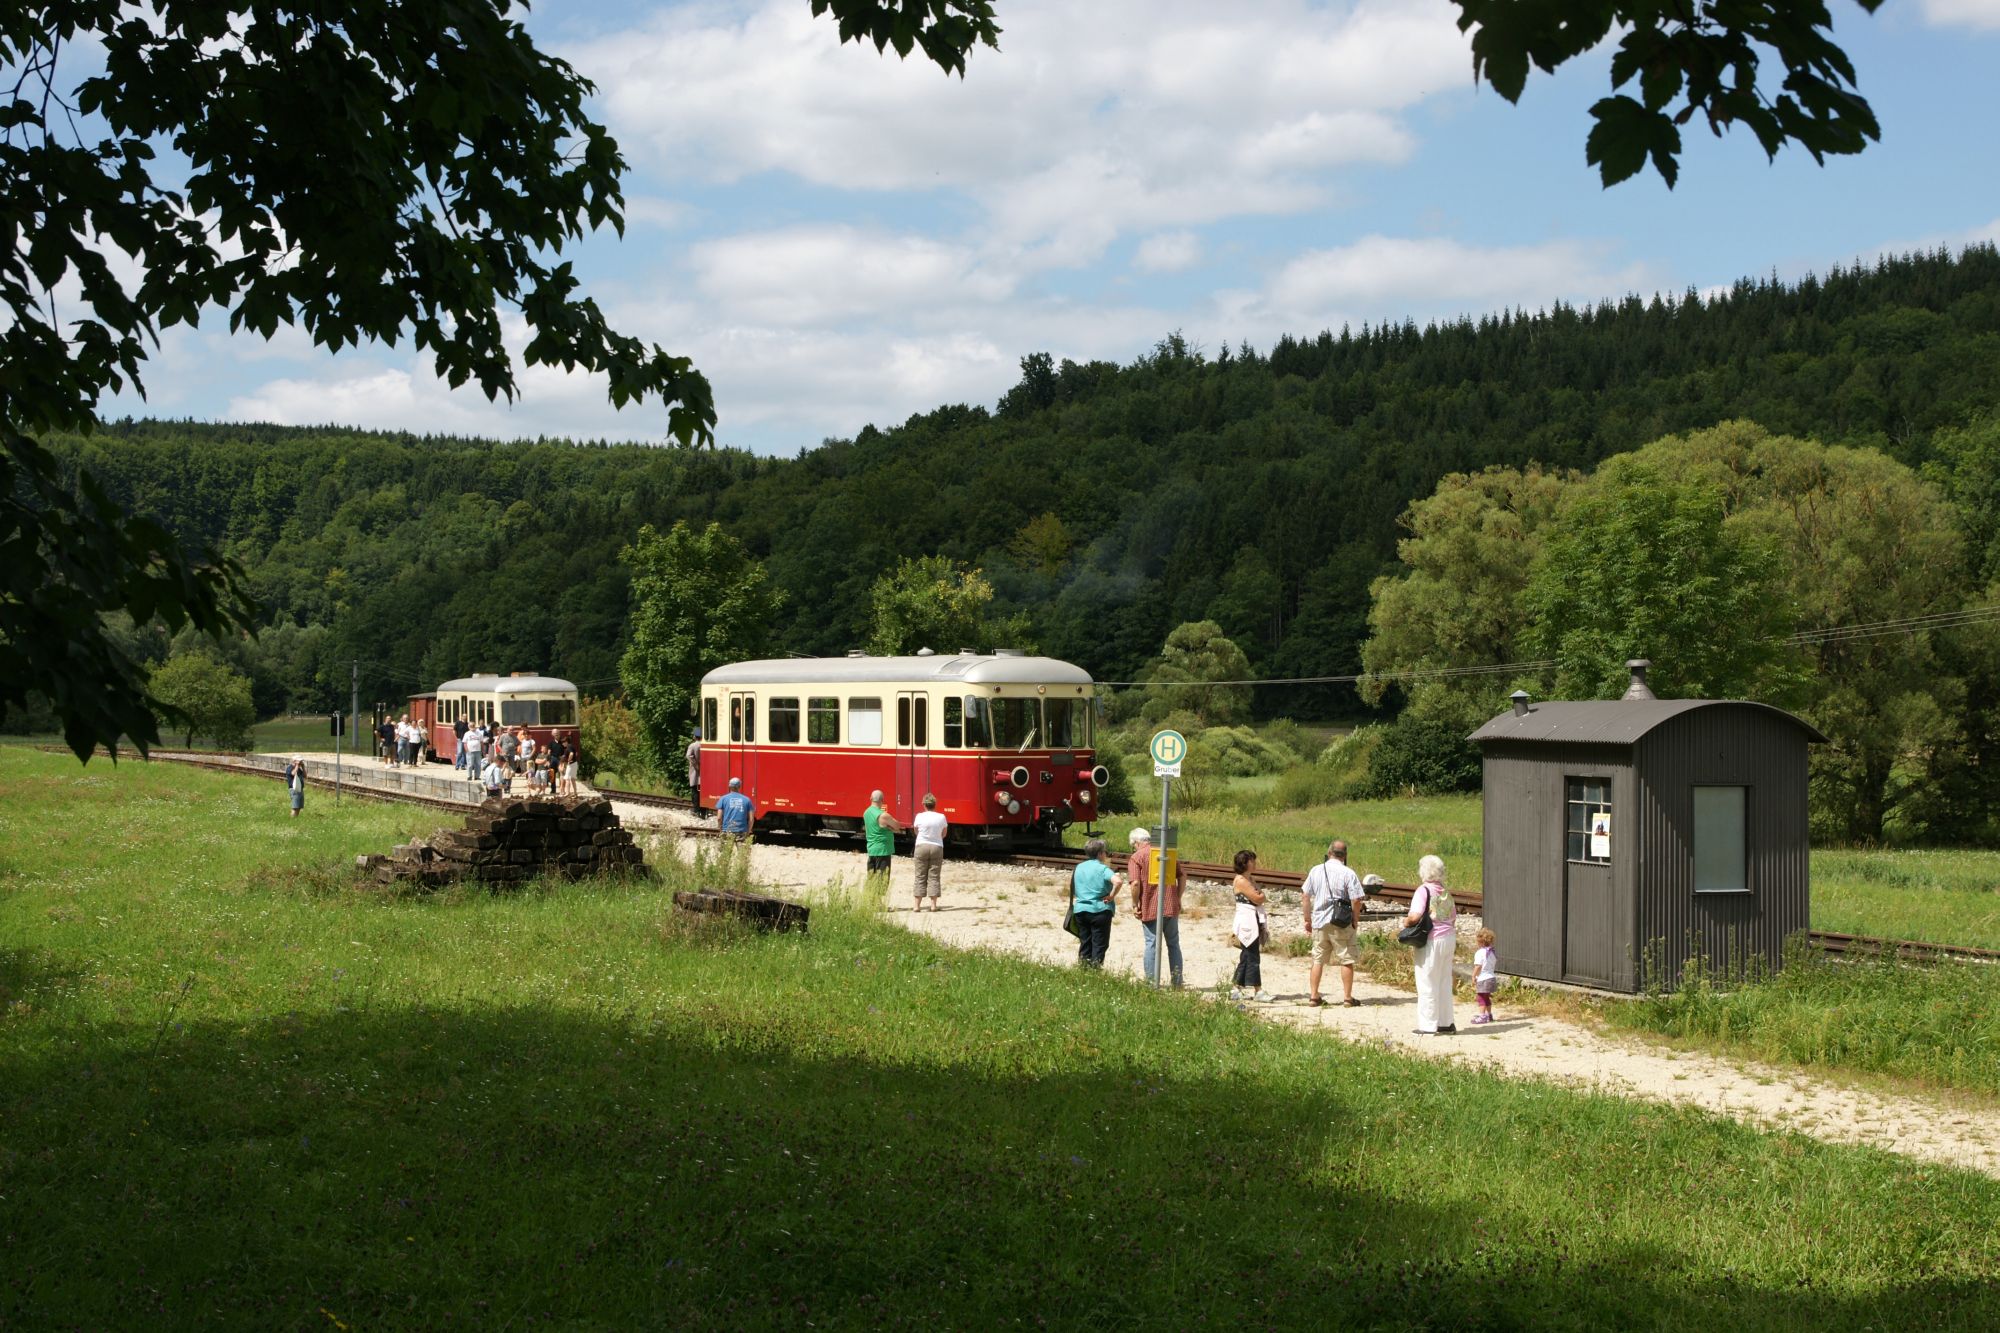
[704,698,718,744]
[1565,778,1612,864]
[769,697,801,743]
[729,697,742,743]
[897,696,910,748]
[501,699,536,726]
[849,698,883,746]
[1045,698,1077,748]
[807,697,839,744]
[914,696,927,748]
[541,698,577,727]
[963,696,991,748]
[992,697,1039,749]
[943,697,962,747]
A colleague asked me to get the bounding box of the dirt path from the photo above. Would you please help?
[625,808,2000,1179]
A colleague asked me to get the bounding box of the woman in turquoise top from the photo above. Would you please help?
[1071,837,1120,968]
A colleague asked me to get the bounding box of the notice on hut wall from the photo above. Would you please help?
[1589,812,1611,859]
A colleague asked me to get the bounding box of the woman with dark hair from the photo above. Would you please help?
[1070,837,1121,968]
[1230,850,1271,1002]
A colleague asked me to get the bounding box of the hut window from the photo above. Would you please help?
[768,698,801,744]
[1565,778,1612,864]
[1693,786,1749,893]
[807,697,839,744]
[849,698,883,746]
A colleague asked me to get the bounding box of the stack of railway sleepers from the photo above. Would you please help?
[672,889,810,933]
[359,795,646,889]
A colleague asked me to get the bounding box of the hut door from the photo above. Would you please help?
[895,692,930,822]
[1562,777,1616,986]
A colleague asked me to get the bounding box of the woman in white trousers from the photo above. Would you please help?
[1407,854,1458,1035]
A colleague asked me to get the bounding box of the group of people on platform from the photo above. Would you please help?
[455,718,581,799]
[1068,837,1499,1032]
[377,715,427,767]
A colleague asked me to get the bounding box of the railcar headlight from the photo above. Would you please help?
[1006,799,1021,815]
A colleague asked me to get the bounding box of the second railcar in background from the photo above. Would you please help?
[413,673,581,764]
[700,652,1107,847]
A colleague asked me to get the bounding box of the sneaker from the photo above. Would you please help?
[1437,1024,1457,1034]
[1471,1014,1492,1025]
[1229,988,1245,1001]
[1253,991,1274,1003]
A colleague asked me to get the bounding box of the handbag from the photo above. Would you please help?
[1062,868,1083,938]
[1397,885,1434,947]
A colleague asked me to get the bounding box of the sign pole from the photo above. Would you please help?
[1147,727,1187,992]
[1155,772,1171,990]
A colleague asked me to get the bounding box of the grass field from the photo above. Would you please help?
[4,747,2000,1327]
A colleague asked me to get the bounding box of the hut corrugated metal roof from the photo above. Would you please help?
[1467,699,1826,746]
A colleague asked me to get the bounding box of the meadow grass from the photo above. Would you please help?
[1601,939,2000,1099]
[4,748,2000,1327]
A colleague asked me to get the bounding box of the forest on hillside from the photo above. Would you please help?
[22,246,2000,744]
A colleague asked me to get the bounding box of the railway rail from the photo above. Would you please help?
[134,750,1999,964]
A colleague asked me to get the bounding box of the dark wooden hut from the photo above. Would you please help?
[1468,661,1825,993]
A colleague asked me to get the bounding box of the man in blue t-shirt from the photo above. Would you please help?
[716,777,755,843]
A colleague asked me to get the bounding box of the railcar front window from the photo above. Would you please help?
[501,699,537,726]
[963,696,990,748]
[1045,698,1078,748]
[541,698,577,727]
[849,697,883,746]
[808,697,839,744]
[992,697,1040,750]
[769,697,801,743]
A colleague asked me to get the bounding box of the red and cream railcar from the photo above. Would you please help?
[412,673,581,763]
[699,652,1107,847]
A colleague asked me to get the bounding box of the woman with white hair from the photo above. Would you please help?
[1406,854,1459,1035]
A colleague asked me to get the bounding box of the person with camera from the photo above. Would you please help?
[1301,839,1366,1008]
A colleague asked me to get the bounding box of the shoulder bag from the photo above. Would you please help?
[1062,867,1082,938]
[1397,885,1434,948]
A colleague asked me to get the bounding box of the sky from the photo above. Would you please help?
[102,0,2000,453]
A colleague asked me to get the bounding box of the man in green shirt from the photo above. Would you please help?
[862,789,902,885]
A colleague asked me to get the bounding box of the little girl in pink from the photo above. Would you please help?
[1472,928,1499,1024]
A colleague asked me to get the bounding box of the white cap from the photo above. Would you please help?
[1362,873,1384,887]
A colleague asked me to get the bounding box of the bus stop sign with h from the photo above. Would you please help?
[1148,729,1187,989]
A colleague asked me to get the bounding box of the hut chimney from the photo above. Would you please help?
[1510,690,1531,717]
[1622,659,1656,701]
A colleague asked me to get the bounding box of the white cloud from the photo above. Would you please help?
[689,225,1015,326]
[1259,234,1660,328]
[568,0,1469,260]
[1134,231,1201,273]
[1917,0,2000,30]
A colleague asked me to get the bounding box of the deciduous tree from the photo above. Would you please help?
[148,652,256,750]
[618,522,781,776]
[867,556,1016,656]
[1143,621,1252,725]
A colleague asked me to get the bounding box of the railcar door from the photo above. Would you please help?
[727,692,758,799]
[895,692,930,823]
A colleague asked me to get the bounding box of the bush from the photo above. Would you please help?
[1095,749,1138,815]
[1356,714,1481,798]
[1267,725,1384,811]
[1190,725,1302,778]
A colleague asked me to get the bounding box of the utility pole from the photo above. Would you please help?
[351,660,361,786]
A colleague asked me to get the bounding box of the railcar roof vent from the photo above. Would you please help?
[1510,690,1532,717]
[992,647,1024,657]
[1622,659,1656,701]
[915,647,935,657]
[846,649,866,658]
[959,647,978,655]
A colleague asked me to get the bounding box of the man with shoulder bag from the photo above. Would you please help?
[1301,839,1367,1008]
